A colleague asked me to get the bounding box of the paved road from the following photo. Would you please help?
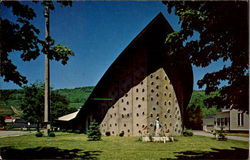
[0,131,33,138]
[193,130,249,142]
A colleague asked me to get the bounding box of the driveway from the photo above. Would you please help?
[193,130,249,142]
[0,131,33,138]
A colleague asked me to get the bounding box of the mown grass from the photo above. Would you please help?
[0,132,248,160]
[226,132,249,137]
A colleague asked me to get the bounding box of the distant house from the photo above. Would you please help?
[203,109,249,132]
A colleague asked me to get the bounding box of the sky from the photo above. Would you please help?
[1,1,228,90]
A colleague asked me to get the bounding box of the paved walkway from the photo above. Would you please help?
[0,131,33,138]
[193,130,249,142]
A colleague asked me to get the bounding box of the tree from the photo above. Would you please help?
[87,121,102,141]
[0,1,74,86]
[184,104,203,130]
[163,1,248,112]
[20,83,76,132]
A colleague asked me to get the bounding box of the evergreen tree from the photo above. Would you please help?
[87,121,102,141]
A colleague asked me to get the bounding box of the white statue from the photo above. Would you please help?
[154,117,161,136]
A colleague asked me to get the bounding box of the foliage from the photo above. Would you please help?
[0,86,94,117]
[86,121,102,141]
[20,82,76,131]
[35,132,43,137]
[184,104,203,130]
[163,1,248,112]
[48,132,56,137]
[215,127,227,141]
[0,133,248,160]
[183,129,193,137]
[185,90,219,129]
[57,86,94,105]
[1,1,74,86]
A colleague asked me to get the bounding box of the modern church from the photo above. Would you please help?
[67,13,193,136]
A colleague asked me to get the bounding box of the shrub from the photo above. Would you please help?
[74,130,81,134]
[48,132,55,137]
[183,129,193,136]
[87,121,102,141]
[119,131,124,137]
[35,132,43,137]
[105,131,111,136]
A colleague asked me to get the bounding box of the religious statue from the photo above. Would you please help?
[154,117,161,136]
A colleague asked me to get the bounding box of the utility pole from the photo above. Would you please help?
[44,5,50,136]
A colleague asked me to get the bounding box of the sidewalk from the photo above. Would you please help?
[193,130,249,142]
[0,130,34,138]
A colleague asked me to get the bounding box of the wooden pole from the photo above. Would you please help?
[44,5,50,135]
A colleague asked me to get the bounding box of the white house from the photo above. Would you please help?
[203,109,249,132]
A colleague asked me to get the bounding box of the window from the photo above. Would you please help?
[142,89,145,92]
[136,97,139,100]
[225,118,227,126]
[217,118,220,126]
[140,82,143,85]
[238,113,244,126]
[221,118,224,126]
[136,88,139,92]
[127,101,129,105]
[123,108,126,111]
[156,76,159,80]
[138,104,141,108]
[151,82,154,85]
[142,97,145,101]
[150,75,153,78]
[156,85,159,89]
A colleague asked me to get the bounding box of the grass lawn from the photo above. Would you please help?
[226,132,249,137]
[0,132,248,160]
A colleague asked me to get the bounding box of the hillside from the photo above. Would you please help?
[0,86,94,116]
[56,86,94,109]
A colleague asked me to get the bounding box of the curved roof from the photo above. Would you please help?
[72,13,193,127]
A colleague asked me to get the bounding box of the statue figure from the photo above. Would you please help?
[154,117,161,136]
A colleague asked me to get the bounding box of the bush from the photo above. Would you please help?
[74,130,81,134]
[48,132,55,137]
[119,131,124,137]
[35,132,43,137]
[183,129,193,136]
[105,131,111,136]
[86,121,102,141]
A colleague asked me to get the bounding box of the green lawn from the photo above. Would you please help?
[0,132,248,160]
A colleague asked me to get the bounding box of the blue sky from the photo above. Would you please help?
[1,1,227,90]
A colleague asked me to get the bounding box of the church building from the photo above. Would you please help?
[70,13,193,136]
